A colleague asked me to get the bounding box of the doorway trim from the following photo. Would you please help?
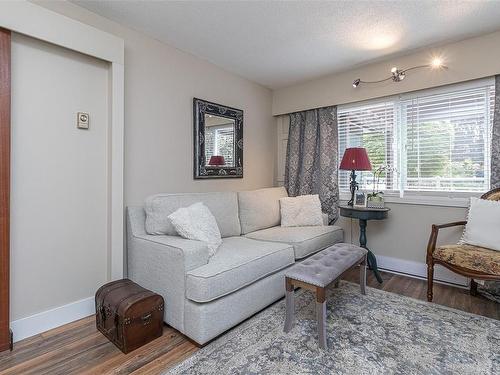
[0,1,125,348]
[0,27,11,352]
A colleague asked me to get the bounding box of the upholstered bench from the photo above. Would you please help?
[283,243,368,349]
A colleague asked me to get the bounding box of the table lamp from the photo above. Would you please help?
[339,147,372,206]
[208,155,225,166]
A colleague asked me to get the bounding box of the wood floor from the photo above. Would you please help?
[0,269,498,375]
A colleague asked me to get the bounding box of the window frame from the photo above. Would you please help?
[338,77,495,208]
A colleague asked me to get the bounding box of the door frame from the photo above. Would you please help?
[0,27,11,352]
[0,2,125,350]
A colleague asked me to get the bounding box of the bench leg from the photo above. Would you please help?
[360,255,367,295]
[316,287,327,349]
[284,278,295,333]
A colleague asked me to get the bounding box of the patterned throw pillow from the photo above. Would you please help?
[280,194,323,227]
[461,197,500,251]
[168,202,222,257]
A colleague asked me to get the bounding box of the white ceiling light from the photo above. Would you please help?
[352,58,447,88]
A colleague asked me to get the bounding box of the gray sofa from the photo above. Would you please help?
[126,187,343,344]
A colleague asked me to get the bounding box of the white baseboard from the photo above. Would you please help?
[376,254,469,287]
[10,296,95,343]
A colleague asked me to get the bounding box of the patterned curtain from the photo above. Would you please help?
[480,75,500,302]
[284,106,339,223]
[492,75,500,189]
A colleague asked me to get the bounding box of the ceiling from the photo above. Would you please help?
[73,1,500,89]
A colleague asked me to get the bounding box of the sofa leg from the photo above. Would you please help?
[470,279,478,296]
[427,262,434,302]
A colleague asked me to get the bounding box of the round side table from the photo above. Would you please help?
[339,205,390,283]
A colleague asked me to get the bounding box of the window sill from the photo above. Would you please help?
[339,193,477,208]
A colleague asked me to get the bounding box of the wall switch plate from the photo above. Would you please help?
[77,112,89,129]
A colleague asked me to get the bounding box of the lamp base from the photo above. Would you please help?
[348,170,358,206]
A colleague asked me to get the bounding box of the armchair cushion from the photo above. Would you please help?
[433,244,500,276]
[461,197,500,251]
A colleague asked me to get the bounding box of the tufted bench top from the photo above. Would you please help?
[285,243,367,287]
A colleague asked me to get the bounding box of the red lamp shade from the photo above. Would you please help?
[339,147,372,171]
[208,155,225,166]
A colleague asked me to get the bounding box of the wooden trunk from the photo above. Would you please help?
[95,279,164,354]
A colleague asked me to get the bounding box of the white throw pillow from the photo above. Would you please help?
[460,197,500,251]
[280,194,323,227]
[168,202,222,257]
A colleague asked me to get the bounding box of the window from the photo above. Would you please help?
[338,101,397,192]
[205,125,235,166]
[338,79,494,196]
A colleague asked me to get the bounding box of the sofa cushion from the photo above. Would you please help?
[280,194,323,227]
[168,202,222,257]
[238,187,288,234]
[245,225,344,259]
[185,237,294,303]
[144,192,241,237]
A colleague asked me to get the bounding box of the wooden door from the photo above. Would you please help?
[0,27,11,352]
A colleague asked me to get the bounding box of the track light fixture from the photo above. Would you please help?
[352,57,447,88]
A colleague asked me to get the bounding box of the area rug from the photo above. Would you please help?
[167,282,499,375]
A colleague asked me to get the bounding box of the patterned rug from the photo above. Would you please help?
[167,282,499,375]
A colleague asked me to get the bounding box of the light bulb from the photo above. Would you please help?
[391,67,398,74]
[431,57,443,69]
[352,79,361,88]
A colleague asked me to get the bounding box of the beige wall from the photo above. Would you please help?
[335,203,469,286]
[336,204,466,263]
[36,1,276,206]
[273,30,500,115]
[11,33,109,320]
[8,1,276,326]
[275,117,469,284]
[272,32,500,284]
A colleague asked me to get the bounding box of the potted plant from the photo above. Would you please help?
[367,165,393,208]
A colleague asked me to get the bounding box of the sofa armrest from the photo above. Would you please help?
[127,228,210,333]
[132,234,210,271]
[322,212,329,226]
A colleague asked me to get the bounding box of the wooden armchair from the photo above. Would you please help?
[426,188,500,302]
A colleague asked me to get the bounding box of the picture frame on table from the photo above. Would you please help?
[354,191,367,208]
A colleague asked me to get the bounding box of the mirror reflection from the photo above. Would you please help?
[204,114,235,168]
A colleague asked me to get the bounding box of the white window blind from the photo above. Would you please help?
[402,85,494,192]
[338,101,397,192]
[338,79,494,195]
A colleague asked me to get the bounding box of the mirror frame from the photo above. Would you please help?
[193,98,243,179]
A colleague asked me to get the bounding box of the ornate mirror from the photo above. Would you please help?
[193,98,243,179]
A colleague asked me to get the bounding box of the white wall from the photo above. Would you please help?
[11,33,109,321]
[273,30,500,115]
[35,1,276,206]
